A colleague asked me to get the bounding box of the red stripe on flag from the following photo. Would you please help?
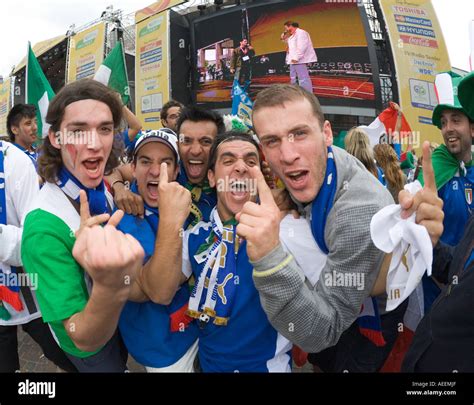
[380,328,415,372]
[0,286,23,312]
[359,327,387,347]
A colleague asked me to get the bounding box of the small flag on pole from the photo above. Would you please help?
[26,43,55,138]
[94,41,130,105]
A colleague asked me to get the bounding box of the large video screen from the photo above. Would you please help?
[193,0,375,109]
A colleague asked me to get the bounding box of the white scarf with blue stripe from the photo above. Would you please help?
[187,208,238,327]
[56,167,110,216]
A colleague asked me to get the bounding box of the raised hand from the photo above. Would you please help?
[157,162,192,227]
[75,190,124,239]
[399,141,444,246]
[113,184,144,218]
[236,166,281,262]
[261,160,276,189]
[73,212,144,292]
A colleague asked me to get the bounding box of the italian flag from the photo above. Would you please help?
[26,43,55,138]
[358,102,412,148]
[93,41,130,105]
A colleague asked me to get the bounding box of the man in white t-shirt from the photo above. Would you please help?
[0,140,76,372]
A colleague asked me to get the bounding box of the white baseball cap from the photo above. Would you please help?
[133,128,180,163]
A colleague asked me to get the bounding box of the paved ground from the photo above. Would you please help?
[18,327,312,372]
[17,327,145,372]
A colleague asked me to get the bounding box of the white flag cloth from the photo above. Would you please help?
[370,181,433,311]
[358,117,386,148]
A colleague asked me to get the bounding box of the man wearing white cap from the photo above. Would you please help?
[116,129,199,372]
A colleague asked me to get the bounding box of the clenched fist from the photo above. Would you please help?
[73,224,144,292]
[73,190,144,292]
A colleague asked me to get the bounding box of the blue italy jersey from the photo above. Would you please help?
[117,211,198,368]
[438,166,474,246]
[121,129,141,154]
[183,221,292,372]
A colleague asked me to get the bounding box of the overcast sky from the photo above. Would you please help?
[0,0,473,78]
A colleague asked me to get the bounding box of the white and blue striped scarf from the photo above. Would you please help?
[187,208,238,327]
[56,166,110,216]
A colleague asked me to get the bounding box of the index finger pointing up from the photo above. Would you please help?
[159,162,169,184]
[249,165,275,206]
[421,140,437,192]
[79,190,91,223]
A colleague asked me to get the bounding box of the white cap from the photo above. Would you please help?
[133,128,180,163]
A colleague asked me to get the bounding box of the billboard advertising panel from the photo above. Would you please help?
[0,79,10,138]
[67,22,106,83]
[380,0,451,147]
[135,12,169,129]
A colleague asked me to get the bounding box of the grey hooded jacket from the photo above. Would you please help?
[251,146,393,353]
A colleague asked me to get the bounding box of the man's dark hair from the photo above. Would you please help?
[6,104,36,142]
[38,79,124,183]
[208,131,261,172]
[284,21,299,28]
[176,106,225,135]
[161,100,184,121]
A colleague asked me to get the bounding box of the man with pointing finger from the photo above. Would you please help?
[22,79,145,372]
[143,131,293,372]
[116,129,199,372]
[402,72,474,372]
[242,84,443,372]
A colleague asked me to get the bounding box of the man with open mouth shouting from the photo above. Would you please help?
[142,131,294,372]
[21,79,145,372]
[175,107,225,227]
[244,84,446,373]
[116,129,199,372]
[246,84,396,372]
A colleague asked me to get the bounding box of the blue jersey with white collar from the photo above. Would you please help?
[438,165,474,246]
[183,222,292,372]
[117,211,198,368]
